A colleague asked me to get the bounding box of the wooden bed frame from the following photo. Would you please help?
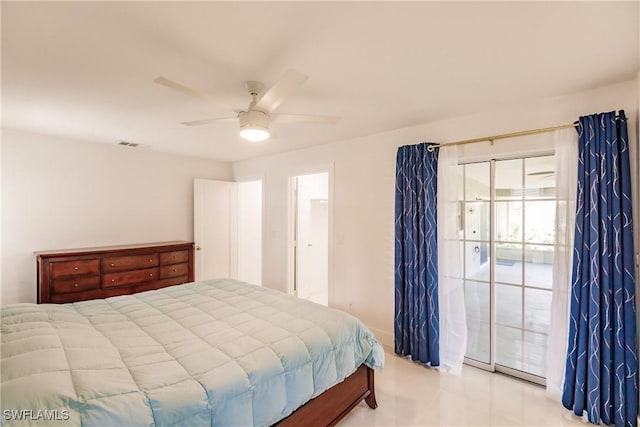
[35,242,379,426]
[276,364,377,426]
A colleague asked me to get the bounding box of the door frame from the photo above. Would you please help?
[286,164,335,303]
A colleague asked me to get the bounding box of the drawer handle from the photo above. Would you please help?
[111,279,115,283]
[149,259,153,262]
[172,269,177,272]
[74,283,79,287]
[74,267,79,270]
[172,256,176,259]
[149,273,153,277]
[110,263,115,267]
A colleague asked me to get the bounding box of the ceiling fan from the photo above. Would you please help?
[154,69,339,142]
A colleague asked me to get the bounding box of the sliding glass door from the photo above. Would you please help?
[461,155,556,383]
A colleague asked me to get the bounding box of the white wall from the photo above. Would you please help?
[1,129,233,304]
[0,127,3,306]
[233,78,640,347]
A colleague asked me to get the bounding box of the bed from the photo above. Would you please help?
[1,278,384,426]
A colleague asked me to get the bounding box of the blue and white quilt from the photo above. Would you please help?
[1,279,384,426]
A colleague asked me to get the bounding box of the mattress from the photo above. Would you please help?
[1,279,384,426]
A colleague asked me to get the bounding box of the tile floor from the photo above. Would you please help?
[340,347,587,427]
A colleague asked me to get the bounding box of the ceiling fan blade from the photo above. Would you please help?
[272,114,339,124]
[181,117,238,126]
[154,76,241,113]
[254,69,308,113]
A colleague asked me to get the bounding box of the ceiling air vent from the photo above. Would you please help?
[118,141,149,148]
[118,141,139,147]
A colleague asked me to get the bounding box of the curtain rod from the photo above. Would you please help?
[426,114,622,152]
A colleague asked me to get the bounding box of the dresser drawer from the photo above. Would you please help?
[50,287,133,303]
[159,263,189,279]
[37,242,194,303]
[133,276,189,293]
[52,276,100,294]
[102,254,159,273]
[102,268,159,288]
[160,250,189,265]
[51,259,100,278]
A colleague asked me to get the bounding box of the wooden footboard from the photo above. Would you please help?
[275,364,377,427]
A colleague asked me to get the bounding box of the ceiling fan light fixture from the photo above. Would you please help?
[239,110,270,142]
[240,127,270,142]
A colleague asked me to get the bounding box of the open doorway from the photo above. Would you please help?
[290,172,329,306]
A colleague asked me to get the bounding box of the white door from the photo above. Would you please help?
[291,173,329,305]
[236,180,263,285]
[193,179,237,281]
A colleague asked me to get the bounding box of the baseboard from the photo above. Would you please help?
[368,326,393,348]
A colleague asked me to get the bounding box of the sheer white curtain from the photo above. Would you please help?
[545,128,578,399]
[437,145,467,375]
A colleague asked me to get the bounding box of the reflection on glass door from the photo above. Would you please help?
[461,156,556,382]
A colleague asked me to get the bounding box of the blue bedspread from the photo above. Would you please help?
[1,279,384,426]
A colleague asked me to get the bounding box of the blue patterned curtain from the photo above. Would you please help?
[562,111,638,427]
[394,143,439,366]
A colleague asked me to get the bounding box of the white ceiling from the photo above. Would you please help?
[2,2,638,162]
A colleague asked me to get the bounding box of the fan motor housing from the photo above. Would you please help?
[239,110,270,132]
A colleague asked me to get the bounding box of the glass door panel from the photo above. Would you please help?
[495,243,522,285]
[464,202,490,241]
[524,201,555,243]
[524,288,552,332]
[496,325,523,371]
[493,158,526,377]
[462,162,491,366]
[462,155,556,383]
[525,156,556,199]
[495,201,523,242]
[467,321,491,364]
[495,159,523,200]
[464,280,490,364]
[524,245,553,289]
[464,162,490,201]
[523,331,548,377]
[495,284,522,327]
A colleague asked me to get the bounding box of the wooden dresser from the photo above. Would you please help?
[36,241,194,303]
